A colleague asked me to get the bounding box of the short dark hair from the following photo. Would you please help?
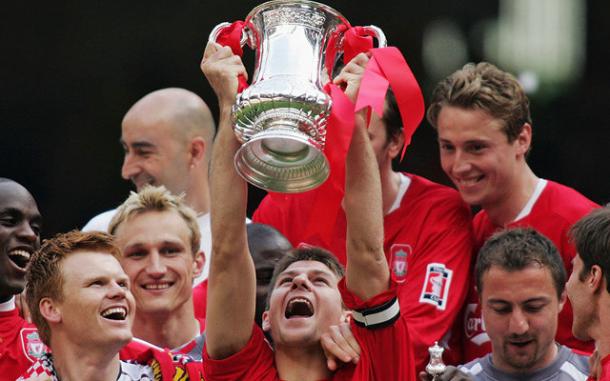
[382,89,402,144]
[570,206,610,292]
[475,228,566,299]
[427,62,532,146]
[266,246,344,309]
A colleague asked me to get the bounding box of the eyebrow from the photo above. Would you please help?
[279,269,334,278]
[487,296,550,305]
[119,139,156,149]
[0,207,42,222]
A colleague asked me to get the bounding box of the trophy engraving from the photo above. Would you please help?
[209,0,386,193]
[426,341,446,380]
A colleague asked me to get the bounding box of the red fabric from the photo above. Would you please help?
[213,20,248,92]
[592,354,610,381]
[192,279,208,320]
[461,180,599,362]
[202,281,415,380]
[0,308,48,381]
[253,174,474,372]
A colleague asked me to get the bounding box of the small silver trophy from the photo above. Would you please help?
[426,341,446,380]
[209,0,386,193]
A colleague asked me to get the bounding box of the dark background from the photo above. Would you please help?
[2,1,609,238]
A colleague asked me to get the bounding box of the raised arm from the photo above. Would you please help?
[201,42,256,359]
[335,53,390,300]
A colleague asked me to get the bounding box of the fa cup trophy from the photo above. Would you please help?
[209,0,386,192]
[426,341,446,380]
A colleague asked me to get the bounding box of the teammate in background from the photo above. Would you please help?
[83,87,217,285]
[108,186,205,360]
[201,41,415,380]
[427,62,599,361]
[19,230,202,380]
[191,222,292,327]
[0,178,46,380]
[567,206,610,380]
[254,70,474,373]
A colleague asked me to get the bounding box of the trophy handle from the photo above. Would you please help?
[208,22,249,47]
[360,25,387,48]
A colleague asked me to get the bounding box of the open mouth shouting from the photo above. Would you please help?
[7,248,32,270]
[101,306,128,321]
[285,297,314,319]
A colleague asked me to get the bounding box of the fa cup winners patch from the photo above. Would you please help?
[390,244,412,283]
[419,263,452,310]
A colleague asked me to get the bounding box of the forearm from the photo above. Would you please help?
[345,115,389,300]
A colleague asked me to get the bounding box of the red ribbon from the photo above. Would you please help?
[213,20,249,92]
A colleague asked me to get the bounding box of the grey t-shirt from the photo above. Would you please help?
[459,344,589,381]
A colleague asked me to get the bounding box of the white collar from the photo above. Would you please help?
[387,173,411,215]
[0,296,16,312]
[513,178,548,221]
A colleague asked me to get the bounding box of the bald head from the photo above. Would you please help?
[123,88,215,162]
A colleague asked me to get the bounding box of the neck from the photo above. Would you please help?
[185,174,211,217]
[379,167,401,216]
[275,344,332,381]
[51,337,121,381]
[484,164,538,226]
[592,294,609,358]
[132,305,199,349]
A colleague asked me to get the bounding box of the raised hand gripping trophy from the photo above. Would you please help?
[209,0,386,193]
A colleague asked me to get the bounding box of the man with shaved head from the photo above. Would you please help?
[83,88,217,284]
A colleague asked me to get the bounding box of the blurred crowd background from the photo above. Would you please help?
[2,0,608,238]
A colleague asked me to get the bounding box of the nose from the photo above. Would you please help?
[145,252,166,278]
[121,153,140,181]
[508,309,529,335]
[108,280,128,299]
[451,150,472,175]
[291,273,312,290]
[16,221,39,244]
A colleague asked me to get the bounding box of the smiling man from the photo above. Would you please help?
[19,230,202,380]
[83,88,217,285]
[0,178,46,380]
[427,62,598,361]
[452,228,589,380]
[108,185,205,360]
[201,42,415,381]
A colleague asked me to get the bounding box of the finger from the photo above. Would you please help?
[337,323,361,360]
[321,332,352,363]
[327,357,338,371]
[203,42,220,60]
[418,371,430,381]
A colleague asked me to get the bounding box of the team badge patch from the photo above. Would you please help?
[390,244,412,283]
[419,263,452,310]
[20,328,47,362]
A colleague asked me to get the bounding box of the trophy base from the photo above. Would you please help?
[234,127,330,193]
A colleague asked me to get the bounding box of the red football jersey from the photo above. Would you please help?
[192,279,208,320]
[462,180,598,362]
[0,303,48,381]
[203,280,415,381]
[253,173,474,371]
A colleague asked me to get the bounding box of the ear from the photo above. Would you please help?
[514,123,532,157]
[262,310,271,332]
[589,265,604,293]
[387,130,405,160]
[39,297,62,324]
[188,137,207,167]
[558,289,567,312]
[192,250,205,279]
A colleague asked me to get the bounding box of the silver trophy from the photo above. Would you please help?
[209,0,386,193]
[426,341,446,380]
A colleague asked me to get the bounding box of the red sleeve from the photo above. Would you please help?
[395,197,474,372]
[192,279,208,320]
[202,324,278,381]
[338,279,416,381]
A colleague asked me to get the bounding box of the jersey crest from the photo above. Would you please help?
[419,263,452,310]
[20,328,47,362]
[390,244,411,283]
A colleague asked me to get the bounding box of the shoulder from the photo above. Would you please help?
[458,356,487,377]
[82,209,117,232]
[541,181,598,221]
[401,174,471,218]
